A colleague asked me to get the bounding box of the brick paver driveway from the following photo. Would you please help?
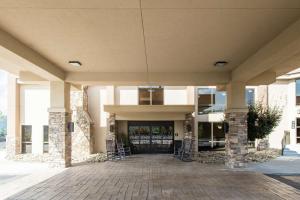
[6,155,300,200]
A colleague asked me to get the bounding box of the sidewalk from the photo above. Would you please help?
[0,149,64,200]
[246,156,300,191]
[246,156,300,175]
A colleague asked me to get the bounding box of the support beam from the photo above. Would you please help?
[247,71,277,85]
[6,74,21,158]
[232,18,300,82]
[48,82,71,167]
[66,72,230,86]
[225,82,248,168]
[0,28,65,81]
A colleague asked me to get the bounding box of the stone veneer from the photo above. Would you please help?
[71,88,94,162]
[107,113,117,142]
[48,111,71,168]
[184,113,196,153]
[225,111,248,168]
[72,108,94,162]
[5,132,21,159]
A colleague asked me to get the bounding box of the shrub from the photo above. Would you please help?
[247,102,282,141]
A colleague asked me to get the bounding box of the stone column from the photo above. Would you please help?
[107,113,117,141]
[6,74,21,158]
[48,82,71,168]
[82,86,89,112]
[225,82,248,168]
[184,113,196,153]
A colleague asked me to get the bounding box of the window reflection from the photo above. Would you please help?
[198,122,225,151]
[138,87,164,105]
[246,88,255,106]
[197,88,226,115]
[296,80,300,105]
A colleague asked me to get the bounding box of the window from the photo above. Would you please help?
[43,125,49,153]
[138,87,164,105]
[164,89,187,105]
[198,122,225,151]
[296,80,300,105]
[197,88,226,115]
[22,125,32,153]
[119,88,138,105]
[138,88,151,105]
[246,88,255,106]
[297,118,300,144]
[151,88,164,105]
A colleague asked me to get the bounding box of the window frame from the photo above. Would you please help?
[43,125,49,153]
[198,121,226,151]
[296,79,300,105]
[21,125,32,154]
[138,87,164,105]
[197,87,226,115]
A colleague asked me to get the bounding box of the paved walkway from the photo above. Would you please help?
[246,156,300,191]
[0,150,64,200]
[247,156,300,175]
[6,155,300,200]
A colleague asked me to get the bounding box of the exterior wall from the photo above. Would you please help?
[267,80,295,148]
[20,85,50,155]
[88,85,194,152]
[115,86,194,106]
[115,86,138,105]
[88,86,114,153]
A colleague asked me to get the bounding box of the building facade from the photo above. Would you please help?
[7,73,300,164]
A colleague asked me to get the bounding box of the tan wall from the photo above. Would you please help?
[174,121,184,140]
[89,85,192,152]
[88,86,115,153]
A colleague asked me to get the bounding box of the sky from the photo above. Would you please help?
[0,70,7,114]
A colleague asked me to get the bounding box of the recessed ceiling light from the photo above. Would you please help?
[214,61,228,67]
[69,61,82,67]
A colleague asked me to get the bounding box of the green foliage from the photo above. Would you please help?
[247,102,282,141]
[0,111,7,138]
[116,132,129,147]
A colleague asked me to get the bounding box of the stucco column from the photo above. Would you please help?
[6,74,21,158]
[225,82,248,168]
[48,82,71,167]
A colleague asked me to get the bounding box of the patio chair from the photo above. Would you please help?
[106,140,117,161]
[177,138,193,162]
[116,140,126,160]
[116,139,132,159]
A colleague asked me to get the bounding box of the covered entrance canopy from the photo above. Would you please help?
[2,0,300,168]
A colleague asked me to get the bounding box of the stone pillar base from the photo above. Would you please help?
[225,111,248,168]
[48,111,72,168]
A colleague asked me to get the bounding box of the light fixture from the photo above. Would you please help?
[214,61,228,68]
[68,61,82,67]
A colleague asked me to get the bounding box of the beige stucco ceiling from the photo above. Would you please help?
[0,0,300,85]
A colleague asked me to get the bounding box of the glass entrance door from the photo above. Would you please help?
[128,121,174,154]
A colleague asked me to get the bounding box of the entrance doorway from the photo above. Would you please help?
[128,121,174,154]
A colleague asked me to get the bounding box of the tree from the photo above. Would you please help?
[247,102,282,141]
[0,111,7,139]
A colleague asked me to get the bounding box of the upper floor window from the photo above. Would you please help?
[164,88,187,105]
[197,88,226,115]
[246,88,255,106]
[138,87,164,105]
[296,80,300,105]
